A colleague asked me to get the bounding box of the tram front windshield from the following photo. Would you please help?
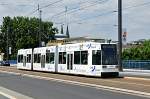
[102,44,118,65]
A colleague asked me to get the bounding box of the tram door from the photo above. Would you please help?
[23,56,26,67]
[67,54,73,70]
[41,55,45,68]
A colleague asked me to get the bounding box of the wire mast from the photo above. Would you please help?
[38,4,42,47]
[118,0,123,71]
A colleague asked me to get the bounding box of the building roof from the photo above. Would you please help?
[55,34,68,38]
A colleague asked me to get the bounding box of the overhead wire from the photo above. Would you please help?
[68,0,109,13]
[124,1,150,10]
[64,1,150,25]
[67,10,115,25]
[2,0,149,26]
[50,0,95,20]
[50,0,109,20]
[40,0,63,9]
[26,0,63,16]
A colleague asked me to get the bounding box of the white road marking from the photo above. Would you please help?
[0,91,16,99]
[0,70,150,98]
[0,86,33,99]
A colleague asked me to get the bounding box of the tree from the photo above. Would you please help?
[122,40,150,60]
[0,16,58,60]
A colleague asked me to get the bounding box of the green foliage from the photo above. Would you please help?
[0,16,58,60]
[122,40,150,60]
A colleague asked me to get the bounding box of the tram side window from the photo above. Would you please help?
[50,53,54,64]
[18,55,23,63]
[74,51,88,65]
[34,54,37,63]
[74,51,80,64]
[62,52,66,64]
[81,51,88,65]
[92,50,101,65]
[34,54,41,63]
[59,52,66,64]
[46,52,55,64]
[27,54,31,63]
[46,53,50,63]
[37,54,41,63]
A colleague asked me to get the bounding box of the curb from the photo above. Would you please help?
[124,76,150,81]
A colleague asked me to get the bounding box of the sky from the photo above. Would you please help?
[0,0,150,42]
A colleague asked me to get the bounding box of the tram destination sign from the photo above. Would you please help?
[101,44,116,49]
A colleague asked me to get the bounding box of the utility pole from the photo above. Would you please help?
[38,4,42,47]
[118,0,123,71]
[6,25,9,62]
[65,6,68,24]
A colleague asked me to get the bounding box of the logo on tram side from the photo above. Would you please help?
[86,43,96,49]
[90,66,96,72]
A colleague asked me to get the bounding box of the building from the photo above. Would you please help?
[47,36,108,46]
[54,25,70,40]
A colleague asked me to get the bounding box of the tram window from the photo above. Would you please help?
[37,54,41,63]
[46,53,50,63]
[81,51,88,65]
[59,52,62,64]
[102,44,118,65]
[34,54,41,63]
[92,50,101,65]
[74,51,80,64]
[50,53,54,64]
[34,54,37,63]
[74,51,88,65]
[18,55,23,63]
[59,52,66,64]
[27,54,31,63]
[62,52,66,64]
[46,52,54,64]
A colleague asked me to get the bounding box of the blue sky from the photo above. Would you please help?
[0,0,150,42]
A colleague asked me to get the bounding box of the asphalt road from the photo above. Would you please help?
[0,72,149,99]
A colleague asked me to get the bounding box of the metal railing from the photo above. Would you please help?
[123,60,150,70]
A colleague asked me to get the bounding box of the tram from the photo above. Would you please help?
[17,48,32,70]
[17,42,119,77]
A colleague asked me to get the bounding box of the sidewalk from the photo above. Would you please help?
[120,69,150,79]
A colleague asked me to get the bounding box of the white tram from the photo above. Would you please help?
[33,46,56,72]
[17,42,119,77]
[17,48,32,70]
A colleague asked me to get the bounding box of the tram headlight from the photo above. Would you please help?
[116,65,119,68]
[102,65,107,68]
